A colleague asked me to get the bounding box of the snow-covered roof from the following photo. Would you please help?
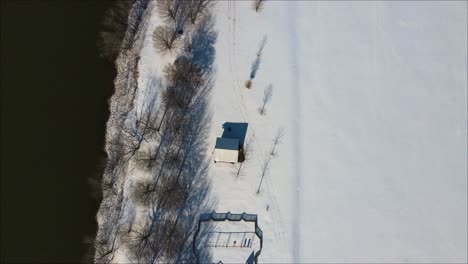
[215,137,239,150]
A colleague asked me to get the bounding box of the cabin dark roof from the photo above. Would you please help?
[215,137,239,150]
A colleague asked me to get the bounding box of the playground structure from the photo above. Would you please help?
[193,212,263,263]
[205,231,256,248]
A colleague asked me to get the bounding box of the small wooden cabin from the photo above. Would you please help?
[214,137,239,163]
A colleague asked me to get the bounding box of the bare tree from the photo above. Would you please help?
[119,74,161,159]
[157,0,184,22]
[235,136,254,177]
[127,211,161,262]
[153,25,178,52]
[270,127,285,157]
[160,185,187,210]
[136,76,161,137]
[125,0,151,49]
[253,0,265,12]
[135,146,158,171]
[246,36,267,88]
[163,57,205,111]
[165,56,205,89]
[256,128,284,193]
[156,57,205,130]
[187,0,214,25]
[132,178,157,207]
[96,5,217,263]
[257,154,271,194]
[156,0,190,32]
[258,84,273,115]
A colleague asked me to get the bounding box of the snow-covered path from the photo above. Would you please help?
[286,1,303,262]
[211,1,466,263]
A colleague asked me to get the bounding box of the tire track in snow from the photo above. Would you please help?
[287,1,303,262]
[227,0,248,121]
[227,1,289,261]
[230,1,249,120]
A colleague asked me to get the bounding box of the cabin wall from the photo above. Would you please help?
[215,149,239,163]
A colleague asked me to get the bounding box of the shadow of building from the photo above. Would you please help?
[221,122,248,149]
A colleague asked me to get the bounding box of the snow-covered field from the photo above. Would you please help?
[97,0,467,263]
[208,1,467,263]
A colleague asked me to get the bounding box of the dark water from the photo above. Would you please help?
[1,1,114,262]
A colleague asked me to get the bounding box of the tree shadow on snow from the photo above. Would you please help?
[119,14,219,264]
[183,13,217,74]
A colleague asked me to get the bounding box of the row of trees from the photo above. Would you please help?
[257,128,284,194]
[115,4,216,262]
[94,1,216,263]
[153,0,214,52]
[94,0,153,262]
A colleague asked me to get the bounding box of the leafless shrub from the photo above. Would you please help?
[245,79,252,89]
[131,178,156,207]
[135,147,158,171]
[153,25,178,52]
[253,0,265,12]
[156,0,190,33]
[157,0,186,22]
[165,56,205,90]
[247,36,267,88]
[127,214,161,262]
[187,0,215,25]
[101,177,117,197]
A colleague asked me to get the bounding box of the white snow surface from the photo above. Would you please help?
[207,1,467,263]
[115,0,467,263]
